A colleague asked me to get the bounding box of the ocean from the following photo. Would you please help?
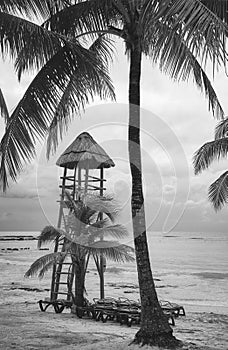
[0,230,227,315]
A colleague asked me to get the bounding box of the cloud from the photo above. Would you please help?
[0,163,38,199]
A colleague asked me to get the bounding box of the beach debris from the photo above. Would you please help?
[9,286,50,293]
[1,247,30,252]
[106,282,138,290]
[0,235,36,241]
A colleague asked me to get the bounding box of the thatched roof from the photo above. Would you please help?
[56,132,115,169]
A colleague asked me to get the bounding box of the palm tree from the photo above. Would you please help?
[193,117,228,210]
[25,190,134,306]
[1,1,228,346]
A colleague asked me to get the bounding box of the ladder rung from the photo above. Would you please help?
[59,185,74,189]
[75,179,104,183]
[60,176,75,181]
[88,185,106,190]
[56,272,74,275]
[55,282,68,285]
[61,262,72,265]
[88,175,106,181]
[52,292,70,295]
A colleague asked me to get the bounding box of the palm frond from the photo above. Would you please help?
[63,228,91,247]
[0,88,9,123]
[89,241,135,263]
[46,35,115,159]
[215,117,228,139]
[0,12,63,70]
[37,259,56,279]
[64,191,97,230]
[37,225,63,249]
[24,251,67,278]
[0,112,36,191]
[46,78,82,159]
[80,206,97,224]
[145,18,224,118]
[65,191,119,222]
[66,213,88,238]
[0,41,114,191]
[43,0,117,38]
[155,0,228,68]
[0,0,69,19]
[90,34,116,66]
[89,224,130,240]
[64,190,86,218]
[85,195,120,222]
[90,218,110,228]
[193,139,228,174]
[111,0,130,25]
[201,0,228,24]
[208,171,228,210]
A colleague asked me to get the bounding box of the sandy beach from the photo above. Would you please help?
[0,231,227,349]
[0,301,228,350]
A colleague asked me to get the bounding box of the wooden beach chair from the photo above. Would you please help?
[38,298,72,313]
[159,300,186,317]
[74,297,176,327]
[115,298,175,327]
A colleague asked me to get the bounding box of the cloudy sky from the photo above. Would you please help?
[0,38,228,234]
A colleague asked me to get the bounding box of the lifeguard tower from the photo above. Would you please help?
[39,132,115,312]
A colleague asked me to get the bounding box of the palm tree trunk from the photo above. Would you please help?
[72,257,86,307]
[128,47,180,347]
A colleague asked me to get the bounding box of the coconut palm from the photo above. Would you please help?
[1,1,228,347]
[194,117,228,211]
[25,190,134,306]
[1,2,228,188]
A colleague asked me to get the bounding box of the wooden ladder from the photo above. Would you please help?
[49,168,74,303]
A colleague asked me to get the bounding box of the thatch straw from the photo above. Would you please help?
[56,132,115,169]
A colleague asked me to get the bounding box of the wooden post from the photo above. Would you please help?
[99,167,105,299]
[84,165,89,194]
[73,166,77,200]
[77,165,82,200]
[57,167,67,229]
[50,167,67,300]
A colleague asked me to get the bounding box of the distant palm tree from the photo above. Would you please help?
[1,1,228,347]
[194,117,228,210]
[25,190,134,306]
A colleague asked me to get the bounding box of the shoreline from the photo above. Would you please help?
[0,301,227,350]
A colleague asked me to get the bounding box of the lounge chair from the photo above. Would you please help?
[38,298,72,313]
[159,300,186,317]
[74,297,179,327]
